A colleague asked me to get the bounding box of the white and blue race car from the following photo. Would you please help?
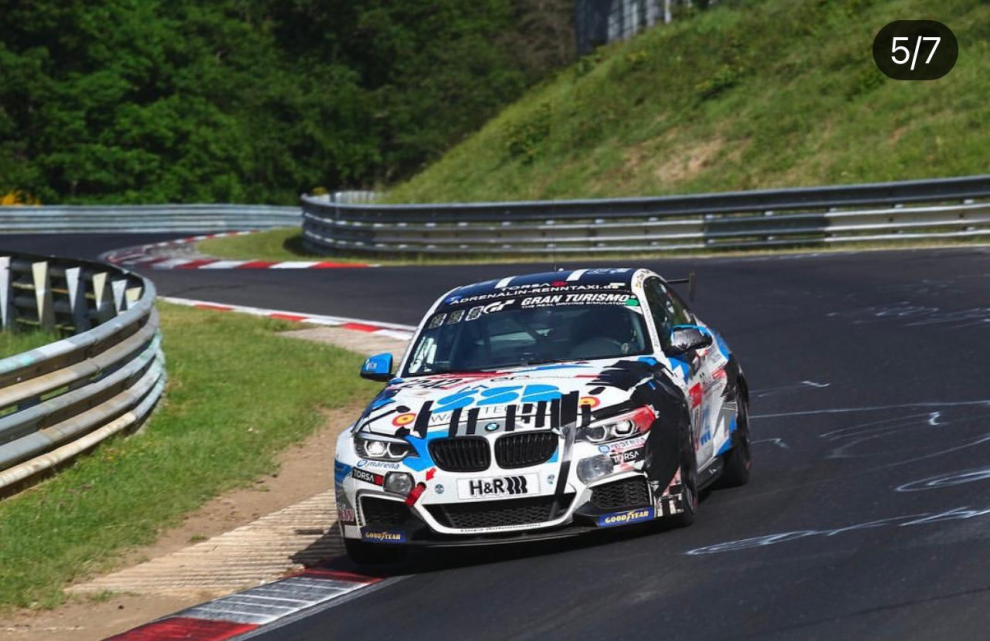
[334,268,751,563]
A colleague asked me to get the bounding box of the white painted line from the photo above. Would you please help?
[146,258,192,269]
[198,260,251,269]
[270,261,320,269]
[232,576,408,641]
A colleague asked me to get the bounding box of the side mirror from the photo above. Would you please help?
[668,325,713,356]
[360,353,394,382]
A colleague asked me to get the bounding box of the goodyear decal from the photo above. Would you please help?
[361,529,406,544]
[596,507,655,528]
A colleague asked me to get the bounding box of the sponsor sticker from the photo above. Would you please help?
[361,529,406,544]
[602,434,648,453]
[609,447,645,465]
[446,283,632,306]
[519,293,632,308]
[357,459,400,470]
[457,474,539,500]
[351,468,385,486]
[428,313,447,329]
[596,507,655,528]
[337,505,357,525]
[600,435,648,465]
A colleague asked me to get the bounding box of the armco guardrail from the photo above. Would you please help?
[0,204,299,233]
[0,252,164,492]
[300,175,990,255]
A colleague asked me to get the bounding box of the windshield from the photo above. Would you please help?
[402,295,650,376]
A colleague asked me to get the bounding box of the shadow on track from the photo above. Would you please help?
[290,492,713,579]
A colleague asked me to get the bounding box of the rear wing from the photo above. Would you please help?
[665,271,696,301]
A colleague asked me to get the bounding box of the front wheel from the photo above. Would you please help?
[668,424,699,528]
[344,539,407,565]
[718,395,752,488]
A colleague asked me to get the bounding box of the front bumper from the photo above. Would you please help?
[334,432,685,546]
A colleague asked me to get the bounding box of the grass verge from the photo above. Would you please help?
[196,226,990,266]
[0,302,378,611]
[0,331,62,359]
[197,228,330,262]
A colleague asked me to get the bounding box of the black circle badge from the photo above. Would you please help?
[873,21,958,80]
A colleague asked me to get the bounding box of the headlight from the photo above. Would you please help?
[577,406,655,444]
[355,434,413,461]
[577,455,614,484]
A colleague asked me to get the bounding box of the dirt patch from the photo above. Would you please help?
[888,125,908,145]
[0,401,365,641]
[619,130,747,193]
[281,326,408,360]
[650,136,726,185]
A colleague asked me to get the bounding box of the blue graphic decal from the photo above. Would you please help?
[669,358,690,380]
[717,416,738,456]
[435,389,477,412]
[700,428,712,447]
[713,330,732,359]
[370,397,394,410]
[434,384,563,413]
[477,386,523,406]
[517,384,561,402]
[596,507,655,528]
[334,460,352,484]
[638,356,658,366]
[403,430,443,471]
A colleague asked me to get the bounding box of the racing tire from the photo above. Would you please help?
[668,423,699,528]
[344,539,407,565]
[717,395,752,488]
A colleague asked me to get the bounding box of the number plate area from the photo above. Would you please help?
[456,474,540,500]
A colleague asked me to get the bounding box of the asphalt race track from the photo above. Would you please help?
[5,234,990,639]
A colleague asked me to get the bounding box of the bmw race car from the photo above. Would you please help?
[334,268,751,563]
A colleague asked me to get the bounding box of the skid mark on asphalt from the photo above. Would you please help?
[827,302,990,328]
[686,505,990,556]
[729,404,990,504]
[753,398,990,419]
[815,410,990,460]
[896,467,990,493]
[752,380,830,399]
[752,437,790,450]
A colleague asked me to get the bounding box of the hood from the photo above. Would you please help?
[357,357,665,438]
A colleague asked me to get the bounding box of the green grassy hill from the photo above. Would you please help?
[388,0,990,203]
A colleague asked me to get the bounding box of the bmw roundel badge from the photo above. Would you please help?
[485,422,499,432]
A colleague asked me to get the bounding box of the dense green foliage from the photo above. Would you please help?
[390,0,990,203]
[0,0,572,204]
